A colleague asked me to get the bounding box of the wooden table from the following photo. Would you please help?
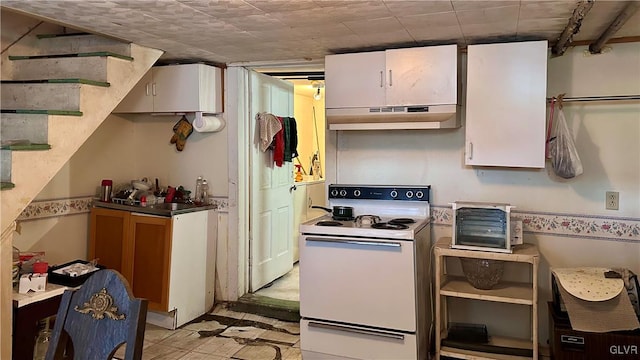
[12,283,67,360]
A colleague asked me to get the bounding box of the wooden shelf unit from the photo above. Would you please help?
[434,237,540,359]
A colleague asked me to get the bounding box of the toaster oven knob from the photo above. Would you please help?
[416,191,424,199]
[339,190,347,197]
[330,189,338,197]
[406,190,414,198]
[390,190,398,198]
[353,189,361,197]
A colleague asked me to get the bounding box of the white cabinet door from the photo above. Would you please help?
[385,45,457,106]
[114,64,222,113]
[114,70,154,112]
[325,51,385,109]
[465,41,548,168]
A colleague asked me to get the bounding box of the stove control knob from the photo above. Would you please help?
[406,190,414,198]
[339,190,347,197]
[416,191,424,199]
[390,190,398,198]
[353,189,361,197]
[330,189,338,197]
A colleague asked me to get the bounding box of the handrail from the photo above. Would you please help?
[547,95,640,103]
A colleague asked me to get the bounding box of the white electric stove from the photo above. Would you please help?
[299,184,433,360]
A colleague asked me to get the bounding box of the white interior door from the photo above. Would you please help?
[249,71,295,292]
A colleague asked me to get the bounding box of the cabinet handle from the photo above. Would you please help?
[289,185,297,193]
[468,142,473,160]
[306,237,401,248]
[308,321,404,340]
[145,83,150,96]
[389,70,393,86]
[152,83,157,96]
[379,71,383,87]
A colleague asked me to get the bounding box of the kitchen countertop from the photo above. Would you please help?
[93,201,217,217]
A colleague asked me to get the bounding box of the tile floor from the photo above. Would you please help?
[115,303,301,360]
[254,263,299,302]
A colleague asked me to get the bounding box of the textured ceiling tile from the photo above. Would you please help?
[178,0,266,18]
[518,0,577,20]
[399,11,464,41]
[452,0,520,11]
[245,0,321,13]
[517,18,568,33]
[356,29,416,47]
[343,16,405,34]
[382,0,454,16]
[2,0,640,65]
[456,5,520,25]
[312,0,392,21]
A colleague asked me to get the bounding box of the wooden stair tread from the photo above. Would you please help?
[1,182,15,190]
[1,109,83,116]
[36,33,91,39]
[1,143,51,151]
[9,51,133,61]
[1,79,110,87]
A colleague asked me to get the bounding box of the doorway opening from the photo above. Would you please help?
[235,69,326,320]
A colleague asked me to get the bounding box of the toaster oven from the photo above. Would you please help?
[452,201,520,253]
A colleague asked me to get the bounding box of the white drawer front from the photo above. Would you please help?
[300,235,417,331]
[300,319,417,360]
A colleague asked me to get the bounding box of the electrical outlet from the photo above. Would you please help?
[606,191,619,210]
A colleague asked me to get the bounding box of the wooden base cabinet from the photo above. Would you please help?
[434,237,540,360]
[90,207,216,328]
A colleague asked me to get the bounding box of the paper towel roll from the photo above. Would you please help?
[193,114,225,133]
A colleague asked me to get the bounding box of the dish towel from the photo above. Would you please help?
[273,117,285,167]
[256,112,282,152]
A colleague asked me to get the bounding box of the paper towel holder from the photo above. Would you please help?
[187,112,226,133]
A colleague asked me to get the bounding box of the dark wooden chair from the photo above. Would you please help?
[45,269,148,360]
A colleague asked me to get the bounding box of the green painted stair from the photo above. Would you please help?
[9,51,133,61]
[1,79,110,87]
[1,109,82,116]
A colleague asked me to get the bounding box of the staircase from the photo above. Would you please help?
[0,32,163,233]
[0,31,162,357]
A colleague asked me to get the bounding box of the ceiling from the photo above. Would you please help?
[2,0,639,93]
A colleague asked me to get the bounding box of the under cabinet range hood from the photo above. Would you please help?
[324,44,460,130]
[326,104,459,130]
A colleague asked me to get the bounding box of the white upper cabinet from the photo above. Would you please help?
[325,45,458,109]
[385,46,457,106]
[465,41,548,168]
[114,63,223,114]
[325,51,386,108]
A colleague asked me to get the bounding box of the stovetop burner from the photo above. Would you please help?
[316,221,344,227]
[371,222,409,230]
[389,218,416,225]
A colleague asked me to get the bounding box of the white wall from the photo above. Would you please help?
[329,42,640,345]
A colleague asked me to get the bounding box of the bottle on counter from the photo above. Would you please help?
[195,176,203,204]
[200,180,209,205]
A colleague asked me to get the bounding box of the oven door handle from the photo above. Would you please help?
[308,321,405,340]
[305,237,401,248]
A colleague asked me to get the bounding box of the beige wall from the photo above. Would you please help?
[13,111,229,266]
[293,87,326,179]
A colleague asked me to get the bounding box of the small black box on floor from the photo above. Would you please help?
[48,260,105,287]
[548,302,640,359]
